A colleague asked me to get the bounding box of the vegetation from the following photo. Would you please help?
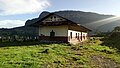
[100,26,120,50]
[113,26,120,32]
[0,38,120,68]
[0,26,38,43]
[102,32,120,50]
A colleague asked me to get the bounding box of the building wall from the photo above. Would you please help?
[82,32,88,41]
[68,30,88,44]
[39,25,88,43]
[39,25,68,42]
[39,25,68,36]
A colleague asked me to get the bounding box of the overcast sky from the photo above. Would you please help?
[0,0,120,28]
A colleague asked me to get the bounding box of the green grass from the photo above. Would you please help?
[0,40,120,68]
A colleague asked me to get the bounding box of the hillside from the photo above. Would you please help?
[102,32,120,50]
[0,26,38,37]
[25,10,120,33]
[1,10,120,36]
[0,39,120,68]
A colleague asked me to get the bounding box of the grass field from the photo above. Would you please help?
[0,39,120,68]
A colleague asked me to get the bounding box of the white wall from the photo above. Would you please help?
[68,30,87,38]
[68,30,81,37]
[39,25,68,36]
[82,32,88,40]
[68,30,81,44]
[68,30,88,44]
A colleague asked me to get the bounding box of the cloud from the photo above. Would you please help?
[0,0,50,15]
[0,20,25,28]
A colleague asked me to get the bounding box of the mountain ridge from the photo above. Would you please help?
[25,10,118,33]
[0,10,120,36]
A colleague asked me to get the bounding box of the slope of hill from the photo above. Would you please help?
[0,26,38,36]
[0,40,120,68]
[25,10,120,33]
[1,10,120,36]
[25,11,50,26]
[102,32,120,50]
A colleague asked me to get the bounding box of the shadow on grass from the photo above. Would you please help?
[0,41,70,47]
[101,32,120,50]
[0,41,41,47]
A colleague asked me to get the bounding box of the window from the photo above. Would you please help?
[54,16,56,18]
[54,16,56,21]
[70,32,72,39]
[78,33,79,40]
[50,16,57,21]
[76,33,77,38]
[50,17,53,21]
[50,30,55,38]
[50,17,53,19]
[81,32,82,41]
[83,34,85,39]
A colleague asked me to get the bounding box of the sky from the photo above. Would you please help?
[0,0,120,28]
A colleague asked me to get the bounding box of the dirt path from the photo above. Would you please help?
[89,55,117,68]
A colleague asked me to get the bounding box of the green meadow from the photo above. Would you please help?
[0,39,120,68]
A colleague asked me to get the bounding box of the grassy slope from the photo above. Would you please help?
[0,40,120,68]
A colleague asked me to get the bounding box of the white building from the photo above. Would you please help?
[31,12,91,44]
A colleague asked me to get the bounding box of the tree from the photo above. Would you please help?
[113,26,120,32]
